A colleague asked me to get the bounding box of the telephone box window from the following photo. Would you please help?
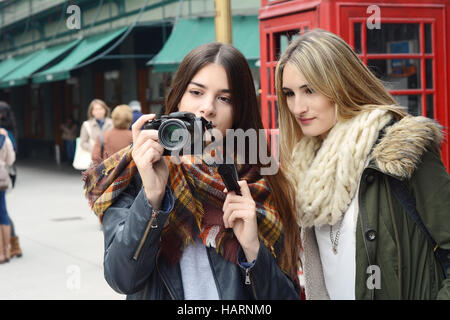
[426,94,434,119]
[353,23,362,54]
[426,59,433,89]
[368,59,421,90]
[425,24,432,54]
[367,24,420,54]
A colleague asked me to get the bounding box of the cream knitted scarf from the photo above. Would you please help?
[290,109,393,228]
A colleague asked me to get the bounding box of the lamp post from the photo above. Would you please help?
[214,0,232,44]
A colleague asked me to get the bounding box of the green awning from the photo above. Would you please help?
[32,27,127,84]
[147,15,259,72]
[0,51,36,81]
[0,39,81,88]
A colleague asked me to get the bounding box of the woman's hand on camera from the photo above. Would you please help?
[222,180,260,262]
[132,114,169,210]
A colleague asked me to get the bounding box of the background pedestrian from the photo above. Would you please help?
[75,99,113,169]
[61,116,78,163]
[0,127,15,264]
[0,101,21,260]
[129,100,143,127]
[91,104,133,164]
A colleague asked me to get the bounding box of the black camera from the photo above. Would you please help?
[142,111,213,155]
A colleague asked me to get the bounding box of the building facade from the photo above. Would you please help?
[0,0,260,160]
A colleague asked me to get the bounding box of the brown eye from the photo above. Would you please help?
[219,96,232,104]
[284,90,294,97]
[305,87,314,94]
[189,90,202,96]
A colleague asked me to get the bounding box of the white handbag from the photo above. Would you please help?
[0,165,11,191]
[72,122,92,170]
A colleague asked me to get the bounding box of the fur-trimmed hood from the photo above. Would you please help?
[299,115,450,300]
[371,116,444,180]
[289,111,445,228]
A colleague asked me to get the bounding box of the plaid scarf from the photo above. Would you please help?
[83,146,287,274]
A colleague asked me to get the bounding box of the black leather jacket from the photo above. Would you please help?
[102,175,300,300]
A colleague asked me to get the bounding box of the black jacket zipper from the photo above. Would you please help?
[245,267,259,299]
[156,249,176,300]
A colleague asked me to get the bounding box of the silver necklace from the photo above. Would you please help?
[330,218,344,255]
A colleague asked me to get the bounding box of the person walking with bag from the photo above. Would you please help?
[84,43,301,300]
[0,127,15,264]
[276,29,450,299]
[73,99,113,170]
[0,101,21,260]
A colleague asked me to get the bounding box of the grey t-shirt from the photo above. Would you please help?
[180,239,220,300]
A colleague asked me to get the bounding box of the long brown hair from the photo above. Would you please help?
[166,42,300,280]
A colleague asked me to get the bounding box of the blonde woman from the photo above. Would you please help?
[276,29,450,300]
[80,99,113,155]
[91,104,133,163]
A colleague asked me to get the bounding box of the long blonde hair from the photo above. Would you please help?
[275,28,408,171]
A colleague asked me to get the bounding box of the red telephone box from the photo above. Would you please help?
[259,0,450,171]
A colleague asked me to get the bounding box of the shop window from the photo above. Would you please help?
[104,70,121,108]
[30,85,43,138]
[68,78,80,110]
[66,77,81,124]
[148,71,173,116]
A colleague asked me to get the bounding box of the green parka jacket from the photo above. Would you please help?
[301,116,450,300]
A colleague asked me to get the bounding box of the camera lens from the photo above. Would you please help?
[164,124,183,146]
[159,119,189,150]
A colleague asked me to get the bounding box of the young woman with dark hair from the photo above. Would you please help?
[84,42,301,300]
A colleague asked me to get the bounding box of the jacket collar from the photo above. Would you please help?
[370,116,443,179]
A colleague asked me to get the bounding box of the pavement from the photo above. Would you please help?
[0,159,124,300]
